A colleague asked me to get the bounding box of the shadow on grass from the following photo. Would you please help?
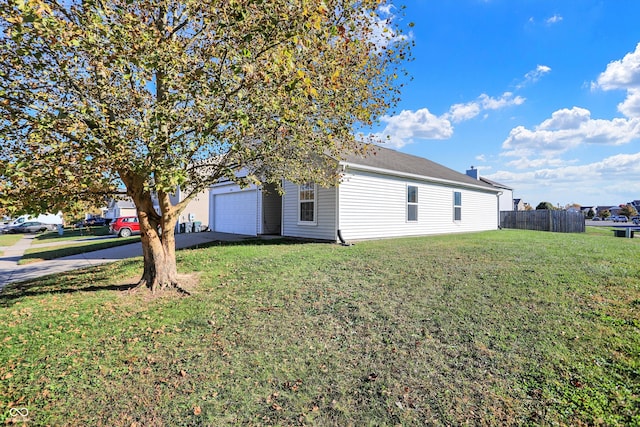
[184,236,327,250]
[0,259,141,306]
[1,238,318,306]
[34,226,110,241]
[20,238,140,264]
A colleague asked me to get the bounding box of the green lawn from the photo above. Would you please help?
[0,230,638,426]
[0,234,23,255]
[19,236,141,264]
[1,226,139,264]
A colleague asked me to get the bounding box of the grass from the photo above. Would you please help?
[33,225,112,242]
[19,236,140,264]
[0,234,23,256]
[0,229,638,426]
[18,227,140,265]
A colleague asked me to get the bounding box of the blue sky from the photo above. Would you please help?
[369,0,640,207]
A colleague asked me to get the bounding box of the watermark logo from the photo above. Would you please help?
[9,407,29,418]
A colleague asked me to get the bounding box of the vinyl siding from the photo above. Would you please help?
[282,181,337,240]
[337,170,498,241]
[498,189,514,212]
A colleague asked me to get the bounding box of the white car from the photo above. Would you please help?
[612,215,628,222]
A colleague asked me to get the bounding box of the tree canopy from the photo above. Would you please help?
[619,204,637,218]
[536,201,555,210]
[0,0,412,290]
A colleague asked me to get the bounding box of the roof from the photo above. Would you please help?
[108,198,136,209]
[479,176,512,190]
[340,145,499,192]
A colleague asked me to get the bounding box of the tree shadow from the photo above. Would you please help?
[0,259,141,307]
[33,226,110,241]
[185,236,328,250]
[0,237,328,307]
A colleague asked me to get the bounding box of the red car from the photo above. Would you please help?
[109,216,140,237]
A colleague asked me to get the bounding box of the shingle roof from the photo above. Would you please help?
[340,145,498,191]
[479,176,512,190]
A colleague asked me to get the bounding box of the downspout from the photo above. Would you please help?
[337,164,352,246]
[497,191,503,229]
[337,229,351,246]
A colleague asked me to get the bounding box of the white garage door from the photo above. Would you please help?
[213,190,258,235]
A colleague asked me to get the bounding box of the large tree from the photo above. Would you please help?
[0,0,411,291]
[619,204,637,219]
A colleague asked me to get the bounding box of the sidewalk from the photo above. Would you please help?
[0,231,249,290]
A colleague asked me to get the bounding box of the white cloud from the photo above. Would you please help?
[448,102,481,123]
[447,92,525,123]
[487,152,640,205]
[502,107,640,159]
[372,108,453,148]
[371,89,527,148]
[593,43,640,118]
[517,65,551,88]
[545,14,563,24]
[481,92,525,110]
[475,154,486,162]
[595,42,640,90]
[618,88,640,117]
[505,157,570,170]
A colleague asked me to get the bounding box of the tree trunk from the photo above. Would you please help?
[126,181,180,292]
[138,218,179,292]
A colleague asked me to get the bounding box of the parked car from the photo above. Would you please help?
[612,215,629,222]
[109,216,140,237]
[632,216,640,225]
[84,217,107,226]
[3,221,51,234]
[591,217,601,221]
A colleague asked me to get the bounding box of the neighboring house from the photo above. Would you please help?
[209,146,502,241]
[465,166,513,213]
[170,187,211,231]
[580,206,594,216]
[513,198,525,211]
[104,198,137,220]
[608,206,622,216]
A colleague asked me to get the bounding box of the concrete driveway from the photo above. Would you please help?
[0,231,250,290]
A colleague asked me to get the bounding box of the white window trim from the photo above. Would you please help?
[407,184,418,222]
[297,183,317,226]
[453,191,462,222]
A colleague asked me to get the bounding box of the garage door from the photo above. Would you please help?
[213,190,258,235]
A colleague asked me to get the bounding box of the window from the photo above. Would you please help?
[299,183,316,224]
[407,185,418,221]
[453,191,462,221]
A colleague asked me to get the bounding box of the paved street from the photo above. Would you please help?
[0,231,249,290]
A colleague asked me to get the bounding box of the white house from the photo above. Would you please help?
[465,166,514,213]
[208,146,502,241]
[104,199,137,220]
[170,187,211,231]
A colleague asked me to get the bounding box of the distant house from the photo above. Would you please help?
[513,198,525,211]
[608,206,623,216]
[105,198,137,220]
[170,187,211,231]
[209,146,503,241]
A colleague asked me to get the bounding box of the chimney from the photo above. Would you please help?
[466,166,479,180]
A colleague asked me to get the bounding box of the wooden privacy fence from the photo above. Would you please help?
[500,210,585,233]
